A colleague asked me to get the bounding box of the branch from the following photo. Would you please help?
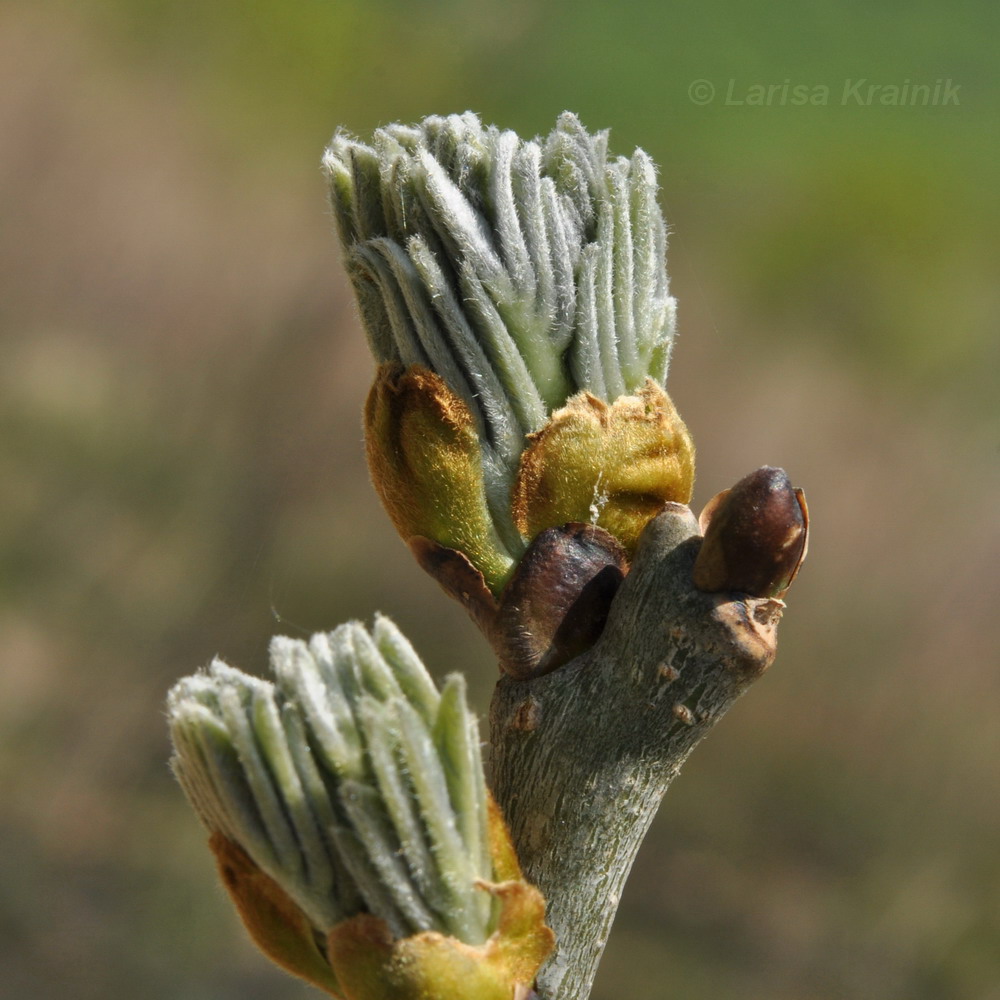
[490,504,784,1000]
[168,113,810,1000]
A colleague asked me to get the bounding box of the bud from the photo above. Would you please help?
[692,467,808,598]
[327,113,694,674]
[167,615,553,997]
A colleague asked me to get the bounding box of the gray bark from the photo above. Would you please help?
[489,503,785,1000]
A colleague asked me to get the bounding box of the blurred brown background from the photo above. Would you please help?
[1,1,997,997]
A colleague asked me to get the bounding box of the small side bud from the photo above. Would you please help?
[693,467,808,598]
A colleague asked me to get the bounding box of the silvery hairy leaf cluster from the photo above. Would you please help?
[167,615,494,944]
[324,111,677,521]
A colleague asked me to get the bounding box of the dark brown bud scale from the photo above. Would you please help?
[408,524,629,680]
[692,467,808,598]
[493,523,628,680]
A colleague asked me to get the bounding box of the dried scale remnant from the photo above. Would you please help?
[167,616,553,1000]
[326,113,694,678]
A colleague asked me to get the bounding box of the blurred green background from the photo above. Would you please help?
[2,0,997,997]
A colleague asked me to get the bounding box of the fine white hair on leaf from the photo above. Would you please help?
[167,617,495,945]
[324,112,678,543]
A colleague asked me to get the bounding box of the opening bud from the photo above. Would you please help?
[167,616,553,998]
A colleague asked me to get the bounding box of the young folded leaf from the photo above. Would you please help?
[167,615,553,998]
